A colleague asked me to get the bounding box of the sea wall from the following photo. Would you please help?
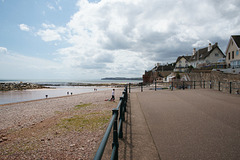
[189,71,240,94]
[0,83,44,91]
[189,71,240,82]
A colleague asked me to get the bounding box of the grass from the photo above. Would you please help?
[58,111,111,131]
[74,103,92,109]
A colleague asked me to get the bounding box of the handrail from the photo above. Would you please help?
[94,86,128,160]
[94,113,117,160]
[136,81,240,95]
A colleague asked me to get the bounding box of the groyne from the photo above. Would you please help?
[0,82,44,91]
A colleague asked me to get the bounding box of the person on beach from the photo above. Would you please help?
[111,89,115,101]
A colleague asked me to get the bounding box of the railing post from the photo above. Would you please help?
[230,82,232,94]
[112,109,119,160]
[183,81,185,90]
[120,96,125,121]
[141,83,143,92]
[171,82,173,91]
[194,81,195,89]
[119,97,124,138]
[210,80,212,89]
[125,86,128,103]
[218,81,220,91]
[155,81,156,91]
[129,83,131,93]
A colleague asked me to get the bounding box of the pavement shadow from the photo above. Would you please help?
[119,94,133,160]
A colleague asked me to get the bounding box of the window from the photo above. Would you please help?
[232,51,234,59]
[215,53,219,57]
[179,60,182,63]
[237,50,239,56]
[228,52,230,60]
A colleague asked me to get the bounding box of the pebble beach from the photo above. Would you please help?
[0,88,123,159]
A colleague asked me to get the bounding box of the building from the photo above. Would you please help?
[163,73,176,82]
[225,35,240,68]
[189,42,225,68]
[174,56,191,72]
[142,63,175,83]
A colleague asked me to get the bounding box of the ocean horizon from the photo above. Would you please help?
[0,79,142,85]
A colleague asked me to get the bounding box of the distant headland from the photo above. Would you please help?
[101,77,143,80]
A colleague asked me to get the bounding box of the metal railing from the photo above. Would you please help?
[94,86,128,160]
[133,81,240,95]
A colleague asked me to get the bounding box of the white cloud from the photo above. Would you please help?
[35,0,240,78]
[37,27,66,42]
[42,23,56,29]
[19,24,30,31]
[47,4,55,10]
[0,47,7,54]
[0,51,64,79]
[47,1,62,11]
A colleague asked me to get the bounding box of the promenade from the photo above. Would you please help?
[119,89,240,160]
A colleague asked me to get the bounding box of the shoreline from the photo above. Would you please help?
[0,89,123,130]
[0,94,77,107]
[0,89,123,159]
[0,86,124,105]
[0,82,138,91]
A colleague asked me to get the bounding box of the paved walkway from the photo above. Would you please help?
[119,89,240,160]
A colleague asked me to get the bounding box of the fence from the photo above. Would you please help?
[134,81,240,95]
[94,86,128,160]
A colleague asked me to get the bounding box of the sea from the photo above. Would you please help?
[0,79,142,105]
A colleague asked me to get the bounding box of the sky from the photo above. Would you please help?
[0,0,240,80]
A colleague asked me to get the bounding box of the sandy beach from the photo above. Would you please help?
[0,88,123,159]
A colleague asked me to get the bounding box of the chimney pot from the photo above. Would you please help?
[193,48,196,55]
[208,43,212,52]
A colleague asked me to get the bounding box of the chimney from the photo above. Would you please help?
[208,43,212,52]
[193,48,196,55]
[215,42,218,46]
[197,51,199,61]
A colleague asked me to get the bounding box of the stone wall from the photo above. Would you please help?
[189,71,240,82]
[189,71,240,94]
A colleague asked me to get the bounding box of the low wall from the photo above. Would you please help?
[189,71,240,82]
[189,71,240,94]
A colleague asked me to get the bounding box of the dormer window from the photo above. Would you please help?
[215,53,219,57]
